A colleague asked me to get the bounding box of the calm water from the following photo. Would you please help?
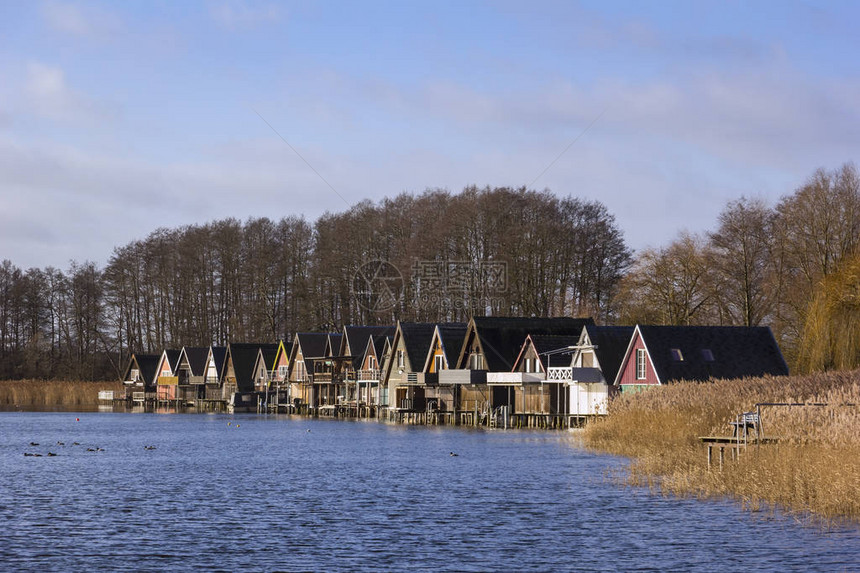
[1,413,858,572]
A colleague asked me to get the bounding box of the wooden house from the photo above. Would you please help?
[382,322,437,412]
[222,343,278,408]
[418,322,467,412]
[251,343,281,393]
[615,325,789,392]
[286,333,330,410]
[377,335,395,407]
[263,340,291,403]
[565,325,634,415]
[496,334,580,415]
[451,317,595,414]
[155,349,182,401]
[337,325,396,406]
[203,345,227,401]
[122,353,160,402]
[355,332,394,408]
[175,346,209,402]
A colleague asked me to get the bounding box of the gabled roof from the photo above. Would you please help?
[459,317,595,372]
[325,333,343,358]
[124,353,160,386]
[294,333,329,359]
[399,322,437,370]
[210,346,227,382]
[342,325,396,369]
[583,325,635,384]
[161,349,182,373]
[227,343,279,392]
[617,325,789,385]
[272,340,289,368]
[177,346,209,376]
[423,323,468,371]
[259,343,280,371]
[515,334,582,370]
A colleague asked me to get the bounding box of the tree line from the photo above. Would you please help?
[1,165,857,381]
[0,187,630,380]
[614,162,860,371]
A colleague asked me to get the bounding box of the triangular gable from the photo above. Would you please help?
[423,323,468,373]
[157,350,181,378]
[124,353,160,387]
[176,347,209,377]
[203,346,226,384]
[360,335,380,371]
[614,325,661,386]
[423,326,444,373]
[456,319,485,370]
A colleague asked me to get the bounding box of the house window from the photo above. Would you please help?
[636,349,647,380]
[701,349,715,362]
[434,354,444,372]
[161,369,170,377]
[296,361,306,381]
[279,365,288,377]
[525,358,533,373]
[397,350,405,368]
[581,352,594,368]
[369,356,378,370]
[470,353,484,370]
[670,348,684,362]
[130,368,139,381]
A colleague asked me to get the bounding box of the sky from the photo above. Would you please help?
[1,0,859,270]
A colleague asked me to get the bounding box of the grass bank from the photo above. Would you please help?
[584,370,860,523]
[0,379,123,408]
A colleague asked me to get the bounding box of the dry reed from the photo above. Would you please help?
[0,379,123,408]
[584,370,860,522]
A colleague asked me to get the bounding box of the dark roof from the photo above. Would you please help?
[295,333,329,358]
[343,325,396,368]
[470,317,595,372]
[528,335,582,369]
[637,325,789,383]
[326,333,343,357]
[585,325,635,383]
[125,353,159,387]
[399,322,437,371]
[181,347,209,376]
[437,323,468,366]
[228,343,278,392]
[211,346,227,381]
[259,344,279,370]
[164,349,182,371]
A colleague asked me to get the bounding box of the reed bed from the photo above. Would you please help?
[584,370,860,522]
[0,379,123,408]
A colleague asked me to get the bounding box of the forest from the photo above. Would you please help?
[0,163,858,381]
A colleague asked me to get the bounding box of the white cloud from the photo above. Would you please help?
[209,1,281,30]
[22,61,111,123]
[41,1,122,38]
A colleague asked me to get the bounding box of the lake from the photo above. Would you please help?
[1,412,858,572]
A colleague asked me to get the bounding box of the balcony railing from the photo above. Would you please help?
[546,367,573,381]
[357,369,380,381]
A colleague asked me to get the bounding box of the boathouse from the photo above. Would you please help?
[615,325,789,392]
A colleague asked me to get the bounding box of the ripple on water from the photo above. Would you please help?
[0,412,858,572]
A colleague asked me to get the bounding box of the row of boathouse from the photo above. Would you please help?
[121,317,789,428]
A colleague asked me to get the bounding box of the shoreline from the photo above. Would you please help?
[582,369,860,524]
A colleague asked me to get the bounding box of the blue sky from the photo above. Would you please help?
[1,0,859,269]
